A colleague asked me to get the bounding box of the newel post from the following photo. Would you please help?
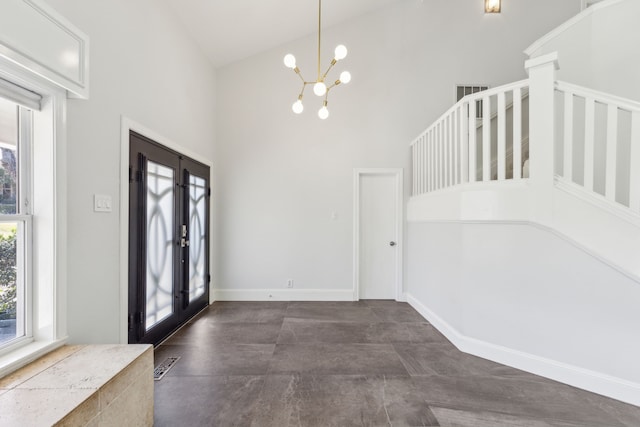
[525,52,559,226]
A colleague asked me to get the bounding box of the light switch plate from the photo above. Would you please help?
[94,194,112,213]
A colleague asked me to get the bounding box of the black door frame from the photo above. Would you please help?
[128,131,210,345]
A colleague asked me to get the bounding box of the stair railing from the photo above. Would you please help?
[555,81,640,214]
[411,80,530,196]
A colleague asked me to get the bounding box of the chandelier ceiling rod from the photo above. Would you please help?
[284,0,351,120]
[317,0,321,81]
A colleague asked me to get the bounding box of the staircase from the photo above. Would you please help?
[406,0,640,407]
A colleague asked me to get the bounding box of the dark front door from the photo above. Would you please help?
[128,131,210,345]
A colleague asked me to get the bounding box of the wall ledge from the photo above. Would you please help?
[0,344,153,426]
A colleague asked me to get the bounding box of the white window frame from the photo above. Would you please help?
[0,105,33,353]
[0,56,68,376]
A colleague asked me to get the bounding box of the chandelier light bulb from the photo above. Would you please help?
[334,45,348,61]
[284,54,297,69]
[318,106,329,120]
[339,71,352,84]
[313,82,327,97]
[292,100,304,114]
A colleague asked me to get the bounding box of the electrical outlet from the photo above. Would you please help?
[287,279,294,288]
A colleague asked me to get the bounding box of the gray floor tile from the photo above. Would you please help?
[287,301,368,308]
[284,305,380,323]
[201,306,286,323]
[248,375,440,427]
[169,321,282,344]
[277,318,446,344]
[156,343,275,376]
[268,343,410,375]
[154,375,264,427]
[413,375,637,427]
[277,319,410,344]
[394,343,525,377]
[370,304,428,323]
[430,406,576,427]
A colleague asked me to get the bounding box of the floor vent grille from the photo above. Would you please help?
[154,356,180,381]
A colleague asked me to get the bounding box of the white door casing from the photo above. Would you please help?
[353,169,403,300]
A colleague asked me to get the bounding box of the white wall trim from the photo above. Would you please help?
[353,168,404,301]
[212,289,354,302]
[119,116,215,344]
[406,293,640,406]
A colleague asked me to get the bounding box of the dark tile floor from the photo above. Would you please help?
[154,301,640,426]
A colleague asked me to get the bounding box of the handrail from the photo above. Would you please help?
[556,81,640,112]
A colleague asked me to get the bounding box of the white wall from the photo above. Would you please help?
[528,0,640,102]
[407,221,640,404]
[215,0,580,297]
[43,0,216,343]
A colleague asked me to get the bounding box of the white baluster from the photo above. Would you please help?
[469,101,477,182]
[605,105,618,202]
[443,119,449,189]
[439,122,444,190]
[449,112,455,186]
[453,108,459,185]
[497,91,506,181]
[433,123,441,190]
[418,136,424,194]
[412,143,417,195]
[563,91,574,182]
[483,96,491,181]
[430,129,435,192]
[513,88,522,180]
[584,97,595,192]
[630,111,640,212]
[461,103,469,184]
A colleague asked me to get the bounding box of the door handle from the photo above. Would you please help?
[389,241,396,247]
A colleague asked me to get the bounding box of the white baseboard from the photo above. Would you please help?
[212,288,355,302]
[406,293,640,407]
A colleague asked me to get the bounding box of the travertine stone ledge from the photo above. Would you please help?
[0,344,153,426]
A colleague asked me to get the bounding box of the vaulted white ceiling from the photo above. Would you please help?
[161,0,408,68]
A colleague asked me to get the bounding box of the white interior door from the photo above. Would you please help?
[356,170,402,300]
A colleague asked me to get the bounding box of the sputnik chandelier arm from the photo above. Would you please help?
[284,0,351,119]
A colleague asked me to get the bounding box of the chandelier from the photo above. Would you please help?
[283,0,351,120]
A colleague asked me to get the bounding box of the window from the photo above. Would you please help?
[0,96,31,350]
[0,69,67,374]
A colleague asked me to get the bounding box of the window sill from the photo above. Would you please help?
[0,338,67,379]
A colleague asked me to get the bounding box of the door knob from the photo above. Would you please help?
[389,241,396,247]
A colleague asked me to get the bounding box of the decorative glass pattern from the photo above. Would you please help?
[145,161,174,331]
[188,175,206,302]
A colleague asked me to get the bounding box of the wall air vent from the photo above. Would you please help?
[456,85,489,118]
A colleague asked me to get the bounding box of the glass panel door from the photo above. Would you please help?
[129,131,210,345]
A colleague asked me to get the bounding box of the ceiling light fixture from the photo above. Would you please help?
[284,0,351,120]
[485,0,501,13]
